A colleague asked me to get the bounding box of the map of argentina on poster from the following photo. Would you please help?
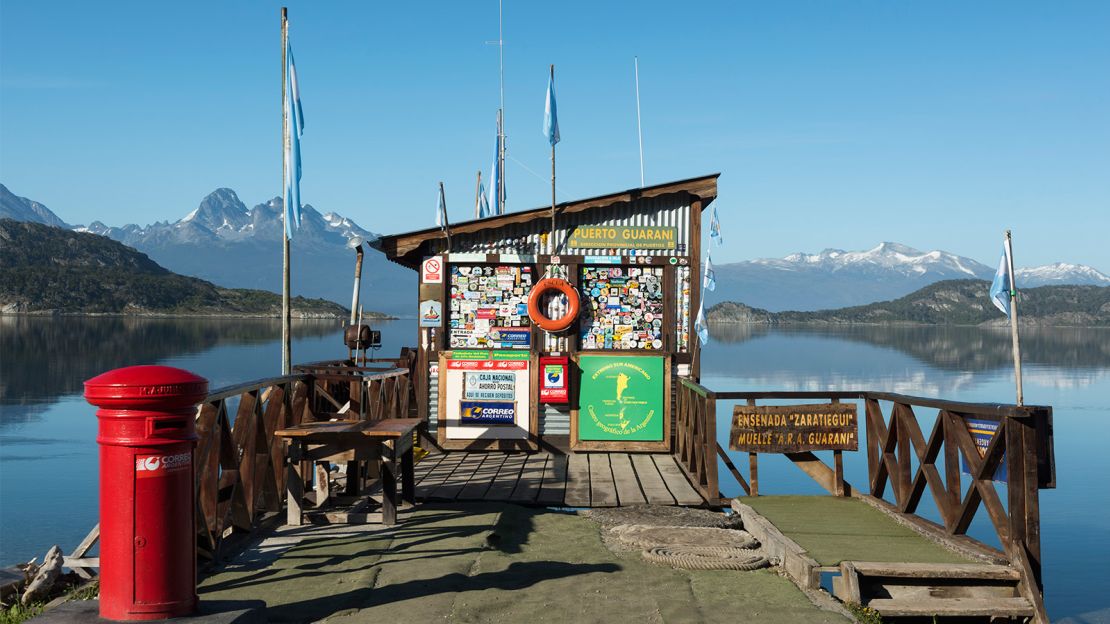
[578,355,665,441]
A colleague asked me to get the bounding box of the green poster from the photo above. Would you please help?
[578,355,665,441]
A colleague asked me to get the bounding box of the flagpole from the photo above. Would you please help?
[280,7,291,376]
[1005,229,1024,405]
[634,56,644,187]
[550,64,556,252]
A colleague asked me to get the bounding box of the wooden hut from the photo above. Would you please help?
[375,174,719,453]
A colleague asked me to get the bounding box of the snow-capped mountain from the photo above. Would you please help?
[1015,263,1110,287]
[709,243,1107,312]
[750,242,992,279]
[74,189,412,315]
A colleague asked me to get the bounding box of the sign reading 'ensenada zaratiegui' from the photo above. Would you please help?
[730,403,858,453]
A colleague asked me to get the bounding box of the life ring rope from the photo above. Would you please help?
[527,278,580,333]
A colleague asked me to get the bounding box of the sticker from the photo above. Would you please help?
[419,300,442,327]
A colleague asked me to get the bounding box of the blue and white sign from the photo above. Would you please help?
[460,400,516,425]
[464,372,516,400]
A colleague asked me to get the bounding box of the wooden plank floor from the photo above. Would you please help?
[413,452,708,508]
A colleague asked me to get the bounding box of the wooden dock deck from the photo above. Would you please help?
[412,452,706,508]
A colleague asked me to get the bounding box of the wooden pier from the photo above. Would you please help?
[412,452,705,508]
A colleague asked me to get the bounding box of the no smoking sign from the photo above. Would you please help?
[422,257,443,284]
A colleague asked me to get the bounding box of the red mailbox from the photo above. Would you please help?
[85,365,208,621]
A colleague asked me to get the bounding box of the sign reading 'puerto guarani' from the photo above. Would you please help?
[730,403,858,453]
[567,225,678,250]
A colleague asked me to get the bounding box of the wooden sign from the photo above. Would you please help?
[731,403,858,453]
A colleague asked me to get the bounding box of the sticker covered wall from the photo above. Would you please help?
[579,265,665,351]
[449,264,533,349]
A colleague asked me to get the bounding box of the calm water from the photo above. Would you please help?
[1,317,1106,621]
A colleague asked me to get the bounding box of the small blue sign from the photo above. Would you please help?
[460,400,516,425]
[960,418,1008,483]
[492,328,530,347]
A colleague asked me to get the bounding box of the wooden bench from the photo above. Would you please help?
[275,418,421,526]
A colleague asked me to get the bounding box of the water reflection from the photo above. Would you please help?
[0,316,341,423]
[708,323,1110,371]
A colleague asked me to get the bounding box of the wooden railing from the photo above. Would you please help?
[672,383,1055,622]
[67,362,416,573]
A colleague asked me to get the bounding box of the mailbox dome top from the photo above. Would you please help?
[85,365,209,409]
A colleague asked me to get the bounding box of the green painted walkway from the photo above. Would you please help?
[199,503,849,623]
[743,496,972,567]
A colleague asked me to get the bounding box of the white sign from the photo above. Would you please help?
[464,372,516,400]
[422,256,443,283]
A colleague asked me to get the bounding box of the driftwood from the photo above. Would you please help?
[22,546,62,605]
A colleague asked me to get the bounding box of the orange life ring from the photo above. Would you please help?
[527,278,580,332]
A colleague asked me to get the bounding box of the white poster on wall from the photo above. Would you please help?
[443,353,531,440]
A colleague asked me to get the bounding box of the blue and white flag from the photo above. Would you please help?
[694,302,709,346]
[989,244,1014,316]
[703,252,716,292]
[283,40,305,240]
[489,131,502,215]
[478,178,491,218]
[435,184,447,228]
[709,204,722,245]
[543,71,560,146]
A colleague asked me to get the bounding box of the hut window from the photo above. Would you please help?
[579,265,665,351]
[448,264,533,350]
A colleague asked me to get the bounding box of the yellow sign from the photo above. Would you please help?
[568,226,678,250]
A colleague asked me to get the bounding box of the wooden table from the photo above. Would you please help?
[275,418,421,526]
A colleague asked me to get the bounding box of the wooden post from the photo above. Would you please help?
[1005,230,1024,405]
[832,398,844,496]
[280,7,291,375]
[747,398,758,496]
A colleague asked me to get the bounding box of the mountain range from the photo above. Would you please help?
[706,279,1110,326]
[708,242,1110,311]
[54,187,414,315]
[3,183,1108,314]
[0,219,351,317]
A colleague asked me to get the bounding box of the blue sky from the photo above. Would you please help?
[1,1,1107,268]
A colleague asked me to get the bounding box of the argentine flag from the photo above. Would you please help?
[478,178,491,218]
[703,252,716,292]
[543,71,560,146]
[989,245,1014,316]
[435,185,447,228]
[709,204,722,246]
[489,133,502,215]
[283,41,305,240]
[694,302,709,346]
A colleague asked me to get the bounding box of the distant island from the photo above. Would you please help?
[0,219,390,319]
[706,279,1110,327]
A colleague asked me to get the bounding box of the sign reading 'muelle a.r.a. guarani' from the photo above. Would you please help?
[730,403,858,453]
[577,355,665,441]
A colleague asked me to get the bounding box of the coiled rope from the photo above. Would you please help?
[607,524,769,571]
[642,546,769,571]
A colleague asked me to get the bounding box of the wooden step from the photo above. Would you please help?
[865,597,1034,618]
[845,561,1021,581]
